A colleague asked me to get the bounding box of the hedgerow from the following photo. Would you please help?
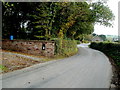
[89,42,120,66]
[53,38,78,56]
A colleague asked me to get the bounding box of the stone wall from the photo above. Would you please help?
[2,40,55,57]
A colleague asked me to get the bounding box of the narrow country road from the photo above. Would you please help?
[1,44,112,88]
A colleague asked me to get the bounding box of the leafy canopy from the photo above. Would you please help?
[2,2,114,40]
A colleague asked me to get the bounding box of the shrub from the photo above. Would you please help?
[54,38,78,56]
[76,40,80,44]
[82,40,89,43]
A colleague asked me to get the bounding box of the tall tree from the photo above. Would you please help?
[90,2,115,27]
[99,34,107,41]
[2,2,114,40]
[2,2,39,39]
[30,2,58,40]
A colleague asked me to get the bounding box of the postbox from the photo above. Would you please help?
[42,43,45,50]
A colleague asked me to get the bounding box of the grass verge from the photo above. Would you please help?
[1,48,78,74]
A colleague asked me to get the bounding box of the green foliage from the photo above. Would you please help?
[2,2,114,40]
[54,38,78,56]
[89,42,120,66]
[90,2,115,27]
[76,40,80,44]
[92,33,97,36]
[53,38,62,55]
[30,3,57,40]
[98,34,107,41]
[0,65,8,71]
[82,40,90,43]
[2,2,38,39]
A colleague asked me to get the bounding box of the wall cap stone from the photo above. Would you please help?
[2,39,55,43]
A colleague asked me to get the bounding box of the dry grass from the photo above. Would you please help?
[0,50,41,73]
[0,50,65,74]
[2,49,46,58]
[0,49,77,74]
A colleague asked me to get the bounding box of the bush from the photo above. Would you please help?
[82,40,89,43]
[76,40,80,44]
[54,38,78,56]
[89,42,120,66]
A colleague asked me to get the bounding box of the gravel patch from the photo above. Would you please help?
[3,52,43,61]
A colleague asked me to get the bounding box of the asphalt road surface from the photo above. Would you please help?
[1,45,112,88]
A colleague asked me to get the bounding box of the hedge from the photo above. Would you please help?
[89,42,120,66]
[53,38,78,56]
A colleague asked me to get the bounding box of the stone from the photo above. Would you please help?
[111,84,116,88]
[2,40,55,57]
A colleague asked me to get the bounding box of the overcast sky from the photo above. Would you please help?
[93,0,119,35]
